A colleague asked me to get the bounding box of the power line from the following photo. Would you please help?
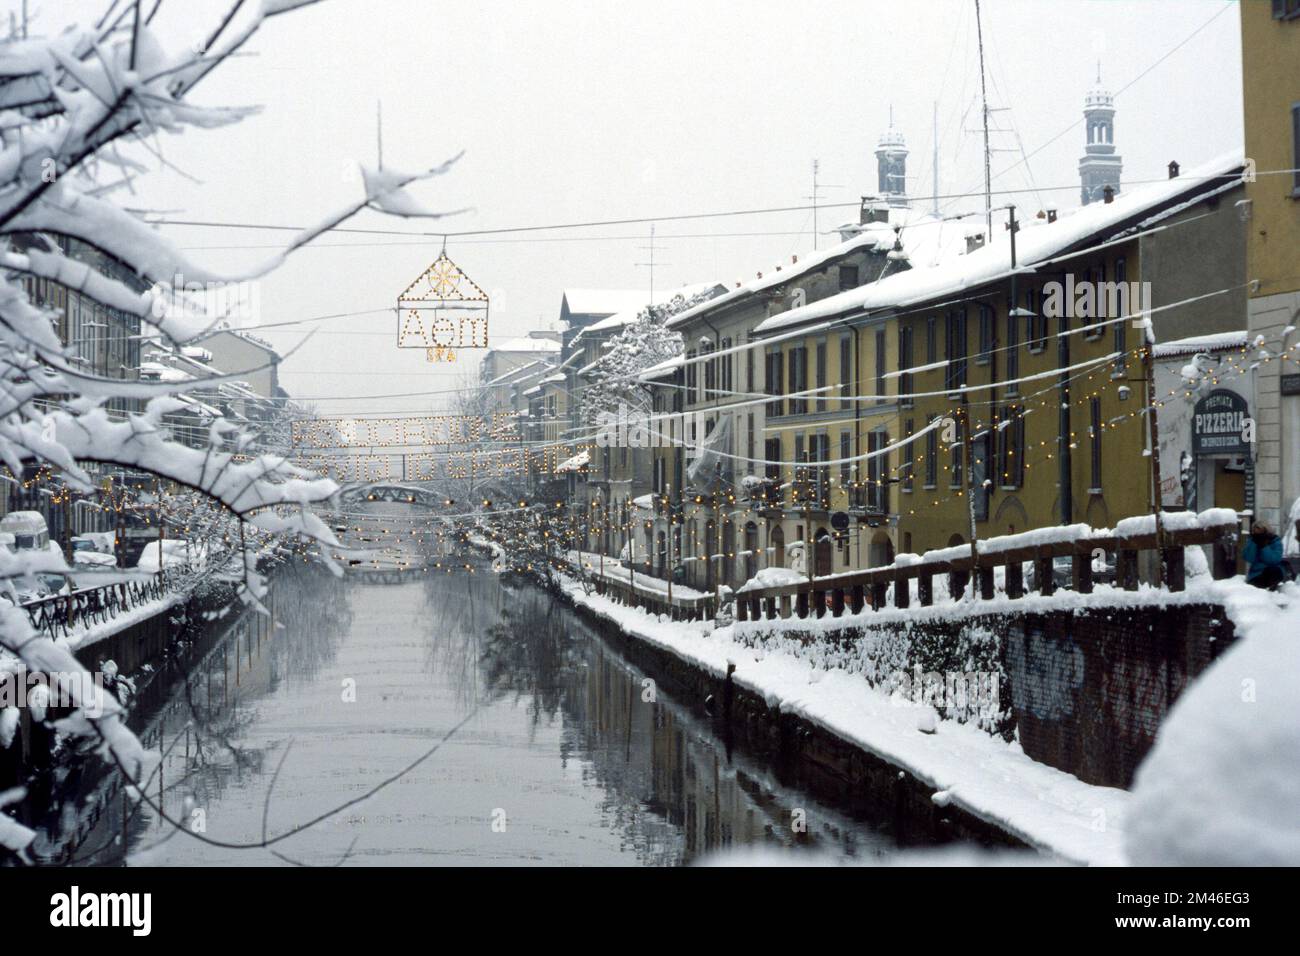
[143,168,1261,241]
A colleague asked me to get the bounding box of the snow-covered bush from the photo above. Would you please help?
[579,289,720,428]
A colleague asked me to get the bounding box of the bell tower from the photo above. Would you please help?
[875,108,909,206]
[1079,64,1122,205]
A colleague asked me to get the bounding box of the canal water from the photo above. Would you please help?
[73,550,903,866]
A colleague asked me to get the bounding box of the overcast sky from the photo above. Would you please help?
[18,0,1243,414]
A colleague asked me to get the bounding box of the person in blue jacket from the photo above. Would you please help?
[1243,522,1287,590]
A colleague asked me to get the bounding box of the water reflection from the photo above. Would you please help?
[70,550,894,866]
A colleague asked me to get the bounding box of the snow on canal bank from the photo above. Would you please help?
[558,572,1299,867]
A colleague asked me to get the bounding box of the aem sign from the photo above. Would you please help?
[396,252,489,362]
[1191,389,1251,456]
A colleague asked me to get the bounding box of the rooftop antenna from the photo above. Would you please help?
[975,0,993,237]
[802,159,842,251]
[635,223,668,305]
[932,100,940,217]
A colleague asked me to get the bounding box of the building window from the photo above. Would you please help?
[1027,287,1047,351]
[764,437,782,483]
[875,329,887,404]
[926,315,938,363]
[944,308,968,394]
[874,429,890,513]
[702,341,716,399]
[899,324,914,409]
[746,414,756,475]
[924,415,938,489]
[839,430,852,490]
[1084,264,1106,340]
[948,416,964,488]
[815,339,827,412]
[1006,303,1020,394]
[839,332,852,405]
[765,347,784,416]
[902,418,915,493]
[720,337,733,395]
[838,264,859,291]
[1292,102,1300,194]
[1275,0,1300,21]
[1113,257,1128,374]
[998,405,1024,489]
[793,432,807,504]
[1089,397,1103,492]
[788,346,808,415]
[746,339,754,394]
[977,304,994,364]
[686,349,697,399]
[811,433,831,507]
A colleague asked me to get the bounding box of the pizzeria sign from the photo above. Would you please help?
[1191,389,1251,456]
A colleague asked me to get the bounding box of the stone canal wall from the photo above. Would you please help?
[554,578,1239,859]
[552,584,1029,850]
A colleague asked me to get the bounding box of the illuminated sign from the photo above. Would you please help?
[397,252,489,362]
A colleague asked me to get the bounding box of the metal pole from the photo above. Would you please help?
[1142,338,1166,586]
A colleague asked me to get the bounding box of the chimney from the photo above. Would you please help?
[1047,207,1058,223]
[1103,185,1115,204]
[1168,160,1180,179]
[860,197,890,225]
[965,232,986,254]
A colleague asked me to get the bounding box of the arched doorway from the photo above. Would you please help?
[814,527,833,576]
[743,521,759,581]
[869,531,894,568]
[771,525,786,568]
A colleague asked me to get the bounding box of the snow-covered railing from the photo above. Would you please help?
[566,553,717,621]
[735,510,1242,623]
[22,578,169,642]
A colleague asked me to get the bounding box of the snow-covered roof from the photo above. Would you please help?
[665,208,965,332]
[561,289,650,318]
[753,152,1245,336]
[1152,330,1248,359]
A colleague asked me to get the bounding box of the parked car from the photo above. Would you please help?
[72,536,117,567]
[0,511,58,555]
[136,539,202,572]
[6,572,72,606]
